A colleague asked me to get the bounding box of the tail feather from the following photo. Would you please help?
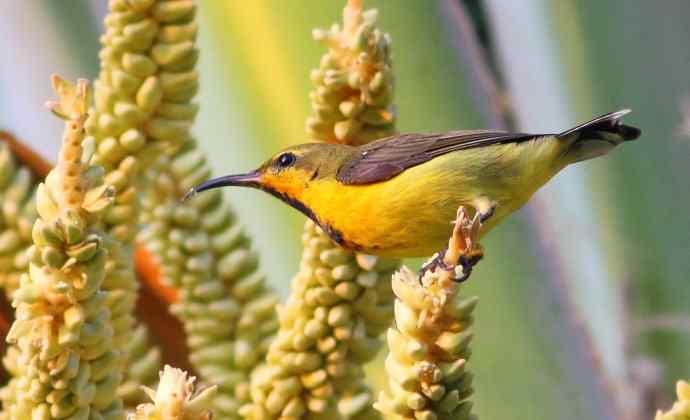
[559,109,641,163]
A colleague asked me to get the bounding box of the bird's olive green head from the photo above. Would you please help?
[184,142,354,212]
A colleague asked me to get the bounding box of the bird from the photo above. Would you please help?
[185,110,640,260]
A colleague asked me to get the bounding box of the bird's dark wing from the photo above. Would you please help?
[336,130,536,185]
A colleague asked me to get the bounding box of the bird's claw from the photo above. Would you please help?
[453,251,484,283]
[418,206,485,285]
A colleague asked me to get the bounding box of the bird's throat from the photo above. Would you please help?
[259,185,352,249]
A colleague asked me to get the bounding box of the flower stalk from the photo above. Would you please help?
[307,0,395,145]
[0,140,38,296]
[246,221,397,419]
[2,76,124,420]
[375,207,482,420]
[87,0,205,402]
[139,151,280,420]
[106,1,283,417]
[249,2,400,418]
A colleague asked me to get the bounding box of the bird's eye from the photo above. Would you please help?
[276,152,296,168]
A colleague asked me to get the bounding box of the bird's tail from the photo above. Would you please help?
[558,109,641,163]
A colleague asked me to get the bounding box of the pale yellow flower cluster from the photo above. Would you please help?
[0,143,37,295]
[87,0,204,402]
[246,221,397,419]
[140,150,280,420]
[245,3,402,418]
[2,77,124,420]
[307,1,396,146]
[375,208,481,420]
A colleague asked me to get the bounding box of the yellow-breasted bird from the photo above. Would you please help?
[186,110,640,258]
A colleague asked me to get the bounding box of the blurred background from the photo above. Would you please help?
[0,1,688,419]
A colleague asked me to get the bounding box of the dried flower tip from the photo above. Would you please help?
[443,206,482,268]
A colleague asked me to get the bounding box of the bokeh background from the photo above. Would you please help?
[1,1,689,419]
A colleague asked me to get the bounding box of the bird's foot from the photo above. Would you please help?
[418,206,486,285]
[419,246,484,283]
[452,245,484,283]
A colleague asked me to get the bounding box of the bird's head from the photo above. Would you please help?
[185,142,353,216]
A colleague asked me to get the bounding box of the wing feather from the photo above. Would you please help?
[336,130,537,185]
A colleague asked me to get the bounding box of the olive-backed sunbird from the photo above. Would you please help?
[186,110,640,258]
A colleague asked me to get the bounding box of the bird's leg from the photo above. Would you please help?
[473,196,497,224]
[451,203,486,282]
[418,206,486,284]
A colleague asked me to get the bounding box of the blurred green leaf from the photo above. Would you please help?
[565,0,690,388]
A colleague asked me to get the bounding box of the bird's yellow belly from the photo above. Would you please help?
[305,140,565,257]
[326,180,519,258]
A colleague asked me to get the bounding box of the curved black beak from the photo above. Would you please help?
[182,171,261,201]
